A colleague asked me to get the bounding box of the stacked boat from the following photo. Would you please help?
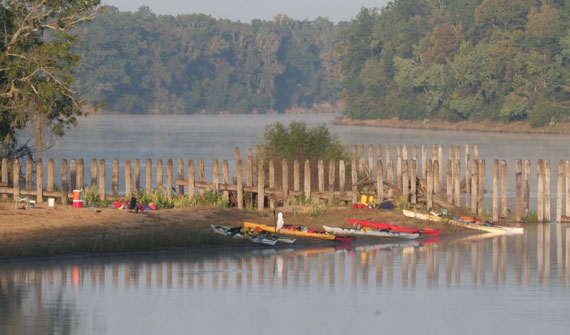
[211,224,296,245]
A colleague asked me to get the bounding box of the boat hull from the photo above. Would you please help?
[323,225,419,240]
[348,218,440,236]
[244,221,351,241]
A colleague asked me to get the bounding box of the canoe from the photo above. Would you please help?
[322,225,420,240]
[244,221,354,242]
[451,217,524,235]
[347,218,440,236]
[211,224,296,245]
[402,209,443,222]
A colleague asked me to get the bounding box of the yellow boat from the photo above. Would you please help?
[244,221,337,240]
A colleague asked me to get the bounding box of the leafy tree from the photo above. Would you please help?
[1,0,101,159]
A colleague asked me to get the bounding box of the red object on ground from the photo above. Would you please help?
[347,218,441,236]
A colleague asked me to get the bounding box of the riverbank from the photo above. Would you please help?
[333,117,570,135]
[0,201,476,259]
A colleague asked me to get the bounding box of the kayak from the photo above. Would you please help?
[244,221,354,242]
[451,217,524,235]
[348,218,440,236]
[211,224,296,245]
[322,225,420,240]
[402,209,443,222]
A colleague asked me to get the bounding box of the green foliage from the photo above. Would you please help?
[135,186,176,209]
[259,120,348,164]
[522,210,538,223]
[189,190,228,207]
[305,199,326,217]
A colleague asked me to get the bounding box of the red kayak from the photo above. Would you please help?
[348,218,441,236]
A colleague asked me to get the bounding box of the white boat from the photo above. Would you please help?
[322,225,420,240]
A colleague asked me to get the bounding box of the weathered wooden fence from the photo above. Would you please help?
[2,144,570,222]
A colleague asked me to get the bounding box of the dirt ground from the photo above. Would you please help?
[0,200,477,258]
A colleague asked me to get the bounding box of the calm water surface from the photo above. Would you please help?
[3,114,570,334]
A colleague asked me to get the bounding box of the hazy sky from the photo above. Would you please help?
[101,0,391,23]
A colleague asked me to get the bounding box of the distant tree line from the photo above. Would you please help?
[72,6,345,115]
[338,0,570,127]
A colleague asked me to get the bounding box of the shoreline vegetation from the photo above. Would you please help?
[333,116,570,135]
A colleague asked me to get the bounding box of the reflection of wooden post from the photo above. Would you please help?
[524,160,531,217]
[557,160,564,223]
[538,160,544,222]
[501,160,507,219]
[545,160,551,222]
[236,160,243,209]
[282,159,289,206]
[515,160,522,222]
[493,160,499,222]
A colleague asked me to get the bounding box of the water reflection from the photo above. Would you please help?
[1,227,570,334]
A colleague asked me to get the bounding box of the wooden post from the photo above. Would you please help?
[318,160,325,193]
[557,160,564,223]
[402,160,409,206]
[545,160,551,222]
[257,159,265,210]
[269,160,275,209]
[222,160,229,204]
[69,159,76,192]
[493,159,499,222]
[36,159,43,203]
[377,144,383,161]
[187,160,195,202]
[524,160,531,217]
[112,159,119,197]
[566,161,570,217]
[125,158,132,197]
[13,159,20,200]
[454,160,460,206]
[178,159,184,196]
[25,158,33,191]
[515,160,522,222]
[501,160,507,219]
[246,155,253,189]
[411,159,417,205]
[304,160,311,199]
[236,160,243,209]
[328,159,336,204]
[471,159,478,213]
[166,159,173,198]
[339,160,346,199]
[77,159,84,190]
[396,144,402,186]
[91,159,97,188]
[421,144,427,179]
[377,159,384,202]
[134,159,141,193]
[538,159,544,222]
[465,144,471,196]
[368,144,374,176]
[387,160,394,198]
[478,160,485,215]
[351,159,358,204]
[446,159,452,204]
[234,147,241,165]
[293,160,299,192]
[426,160,433,209]
[282,159,289,207]
[438,144,443,184]
[433,160,440,194]
[99,159,106,200]
[47,159,54,193]
[146,159,152,195]
[212,159,219,194]
[61,159,68,204]
[1,158,7,201]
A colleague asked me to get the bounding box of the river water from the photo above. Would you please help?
[2,114,570,334]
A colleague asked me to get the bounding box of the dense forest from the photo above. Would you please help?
[72,0,570,127]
